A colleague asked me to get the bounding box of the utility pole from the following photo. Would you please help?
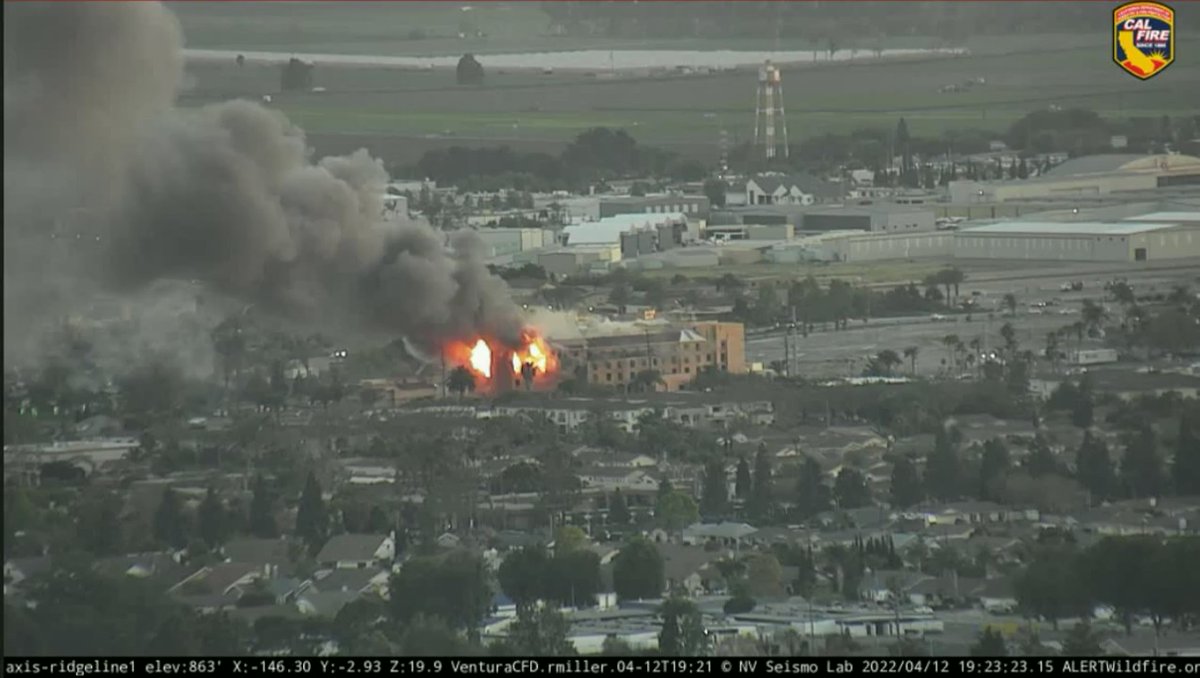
[783,331,791,378]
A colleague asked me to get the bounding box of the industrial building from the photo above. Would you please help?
[954,220,1200,262]
[556,322,746,392]
[800,205,937,233]
[536,244,621,277]
[949,153,1200,204]
[598,194,710,220]
[471,228,554,258]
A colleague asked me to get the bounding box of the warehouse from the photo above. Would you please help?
[598,194,710,220]
[955,221,1200,262]
[800,205,937,233]
[949,153,1200,204]
[471,228,554,258]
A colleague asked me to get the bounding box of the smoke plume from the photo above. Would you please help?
[4,2,523,374]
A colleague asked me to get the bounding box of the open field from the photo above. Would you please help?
[179,23,1200,166]
[171,2,1085,58]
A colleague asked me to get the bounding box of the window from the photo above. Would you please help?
[606,374,612,382]
[684,367,691,373]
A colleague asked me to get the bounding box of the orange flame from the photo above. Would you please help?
[511,330,556,379]
[469,339,491,378]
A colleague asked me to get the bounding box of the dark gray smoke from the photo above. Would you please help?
[4,2,523,373]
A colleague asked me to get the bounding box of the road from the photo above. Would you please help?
[747,261,1200,378]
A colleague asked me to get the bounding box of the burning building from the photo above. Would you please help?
[443,328,560,394]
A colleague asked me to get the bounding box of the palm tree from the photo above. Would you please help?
[999,322,1019,356]
[942,334,961,372]
[447,366,476,401]
[903,346,920,375]
[1045,332,1060,371]
[1081,300,1108,334]
[875,350,903,376]
[1003,293,1018,317]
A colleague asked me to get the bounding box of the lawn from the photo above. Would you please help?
[174,3,1200,165]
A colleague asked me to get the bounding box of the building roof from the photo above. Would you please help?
[750,174,842,198]
[1124,211,1200,223]
[311,567,387,594]
[586,328,707,349]
[961,221,1179,236]
[683,522,759,540]
[563,214,687,246]
[653,543,724,583]
[1044,154,1148,177]
[315,534,390,564]
[222,537,292,568]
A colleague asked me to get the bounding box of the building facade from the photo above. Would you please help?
[557,322,746,391]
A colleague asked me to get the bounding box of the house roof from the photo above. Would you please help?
[311,568,386,594]
[653,543,723,583]
[683,522,758,540]
[750,174,842,198]
[222,537,292,568]
[297,590,359,617]
[315,534,390,564]
[171,562,262,596]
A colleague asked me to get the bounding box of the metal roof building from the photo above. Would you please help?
[956,219,1200,262]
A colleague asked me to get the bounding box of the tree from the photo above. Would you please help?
[1014,547,1092,629]
[703,179,727,207]
[1061,620,1104,656]
[390,551,490,632]
[925,427,963,502]
[612,537,664,601]
[1076,431,1117,503]
[249,475,279,538]
[154,488,189,549]
[700,458,729,517]
[658,597,707,656]
[1173,413,1200,495]
[903,346,920,375]
[197,488,229,549]
[546,549,603,608]
[498,547,549,609]
[889,455,924,508]
[735,458,752,500]
[554,525,587,556]
[608,490,631,526]
[745,553,785,598]
[794,456,831,519]
[656,491,700,533]
[456,53,484,85]
[499,605,575,656]
[834,467,872,509]
[447,366,476,400]
[749,443,773,521]
[979,439,1011,501]
[1120,425,1164,499]
[1084,536,1155,635]
[295,471,328,552]
[1026,433,1058,477]
[609,282,631,314]
[971,628,1008,656]
[280,58,314,92]
[602,635,635,656]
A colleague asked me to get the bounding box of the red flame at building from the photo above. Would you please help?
[442,328,558,393]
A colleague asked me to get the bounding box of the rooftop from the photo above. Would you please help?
[961,221,1180,236]
[315,534,391,564]
[1124,211,1200,223]
[1043,154,1149,177]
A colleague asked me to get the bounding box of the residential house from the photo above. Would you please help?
[976,577,1018,613]
[315,534,395,570]
[3,556,50,597]
[746,175,842,206]
[681,522,758,549]
[309,568,390,598]
[221,537,295,577]
[168,562,266,613]
[654,543,725,596]
[295,590,360,618]
[858,569,932,604]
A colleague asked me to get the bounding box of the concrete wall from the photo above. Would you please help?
[1129,226,1200,260]
[599,195,710,219]
[953,232,1135,261]
[746,224,794,240]
[835,232,954,262]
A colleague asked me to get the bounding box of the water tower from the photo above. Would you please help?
[753,60,790,161]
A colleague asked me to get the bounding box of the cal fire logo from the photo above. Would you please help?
[1113,1,1175,79]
